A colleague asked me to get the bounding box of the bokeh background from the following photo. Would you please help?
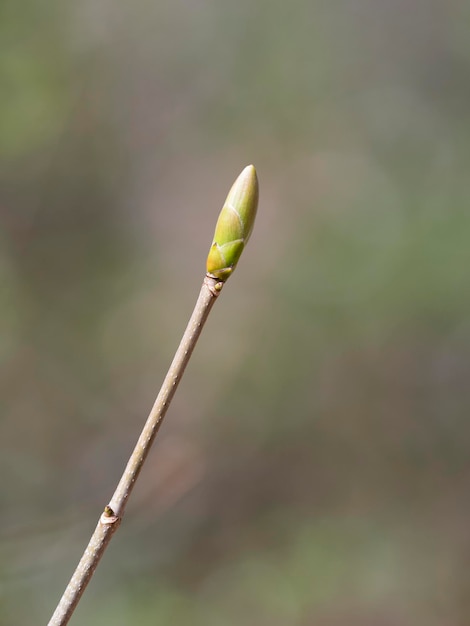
[2,1,470,624]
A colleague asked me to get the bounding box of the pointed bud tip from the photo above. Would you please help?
[232,164,259,204]
[241,164,257,181]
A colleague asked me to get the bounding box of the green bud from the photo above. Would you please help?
[206,164,259,281]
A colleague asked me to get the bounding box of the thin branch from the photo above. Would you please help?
[47,164,258,626]
[47,275,223,626]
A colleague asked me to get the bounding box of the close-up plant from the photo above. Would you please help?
[2,3,470,625]
[47,165,259,626]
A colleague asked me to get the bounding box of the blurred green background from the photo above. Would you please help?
[2,1,470,624]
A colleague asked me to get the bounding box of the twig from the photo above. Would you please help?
[47,165,259,625]
[47,275,222,626]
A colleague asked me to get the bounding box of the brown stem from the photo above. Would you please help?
[48,275,223,626]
